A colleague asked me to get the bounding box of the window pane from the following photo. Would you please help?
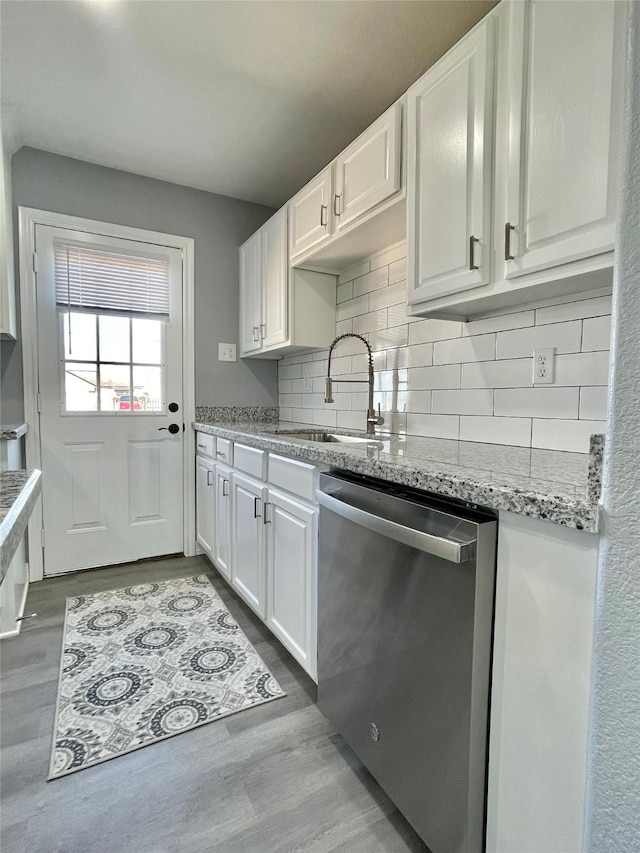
[133,366,163,411]
[99,364,132,411]
[132,318,162,364]
[63,312,97,361]
[99,315,130,363]
[64,363,98,411]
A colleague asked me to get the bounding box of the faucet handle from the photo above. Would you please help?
[376,403,384,425]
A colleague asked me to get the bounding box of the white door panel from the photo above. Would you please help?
[407,19,494,304]
[505,0,621,278]
[261,208,288,350]
[196,454,215,557]
[231,472,265,618]
[239,231,262,355]
[36,224,184,576]
[213,463,232,580]
[289,167,333,259]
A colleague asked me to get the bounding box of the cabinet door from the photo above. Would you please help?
[504,0,622,279]
[213,463,232,580]
[239,231,262,355]
[231,472,266,618]
[266,488,317,679]
[261,208,288,350]
[195,455,215,558]
[289,167,333,259]
[407,19,495,305]
[334,103,402,233]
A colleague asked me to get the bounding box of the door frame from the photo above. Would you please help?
[18,207,196,581]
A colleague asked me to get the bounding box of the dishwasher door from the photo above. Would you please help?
[317,472,497,853]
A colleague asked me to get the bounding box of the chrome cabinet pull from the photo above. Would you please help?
[217,451,227,459]
[197,442,206,450]
[260,323,266,339]
[206,470,213,486]
[505,222,516,261]
[320,204,328,227]
[222,479,230,497]
[263,502,272,524]
[469,235,480,271]
[254,496,262,519]
[334,194,341,216]
[252,326,259,342]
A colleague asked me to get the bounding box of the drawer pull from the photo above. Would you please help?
[254,496,262,519]
[263,502,272,524]
[217,451,227,459]
[197,443,206,450]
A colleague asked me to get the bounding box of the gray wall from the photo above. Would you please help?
[585,3,640,849]
[0,148,277,422]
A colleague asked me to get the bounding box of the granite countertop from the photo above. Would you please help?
[0,424,29,441]
[193,420,603,532]
[0,469,42,582]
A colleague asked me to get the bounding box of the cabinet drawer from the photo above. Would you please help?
[195,432,215,459]
[216,439,233,466]
[234,444,266,480]
[268,454,317,503]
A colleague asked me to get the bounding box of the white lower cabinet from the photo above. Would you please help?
[213,462,233,581]
[195,454,215,558]
[231,472,266,619]
[265,488,318,680]
[196,438,319,680]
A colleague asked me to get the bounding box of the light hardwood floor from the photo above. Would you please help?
[0,556,428,853]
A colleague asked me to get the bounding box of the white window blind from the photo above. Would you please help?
[54,241,170,318]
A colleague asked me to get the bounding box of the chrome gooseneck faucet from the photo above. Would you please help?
[324,333,384,436]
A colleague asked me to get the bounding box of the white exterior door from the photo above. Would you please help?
[239,231,262,355]
[334,103,402,232]
[231,472,265,618]
[289,167,333,259]
[35,225,184,576]
[261,208,288,350]
[266,488,317,678]
[504,0,621,280]
[407,19,494,304]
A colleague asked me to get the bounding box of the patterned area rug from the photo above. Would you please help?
[49,574,285,779]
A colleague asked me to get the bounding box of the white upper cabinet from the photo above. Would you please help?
[407,19,495,305]
[334,103,402,233]
[239,231,262,355]
[289,167,333,259]
[261,207,288,350]
[504,0,621,280]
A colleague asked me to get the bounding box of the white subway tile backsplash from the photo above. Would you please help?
[353,267,389,297]
[369,281,406,311]
[535,295,612,325]
[408,364,461,390]
[579,386,608,421]
[389,257,408,284]
[532,419,605,453]
[339,259,370,285]
[494,387,579,419]
[409,318,462,345]
[370,243,406,270]
[432,389,494,416]
[554,351,610,386]
[582,315,611,351]
[406,413,460,439]
[336,282,353,304]
[460,417,532,447]
[336,295,370,323]
[461,359,532,388]
[496,321,582,359]
[279,244,610,451]
[434,334,496,365]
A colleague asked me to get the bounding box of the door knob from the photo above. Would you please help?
[158,424,180,434]
[168,402,179,413]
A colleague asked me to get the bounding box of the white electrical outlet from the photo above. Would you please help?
[533,347,555,384]
[218,343,237,362]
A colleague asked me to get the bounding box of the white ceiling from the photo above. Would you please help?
[1,0,496,208]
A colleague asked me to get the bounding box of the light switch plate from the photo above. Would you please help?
[533,347,555,384]
[218,343,237,362]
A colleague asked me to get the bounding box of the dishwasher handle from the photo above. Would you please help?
[317,489,475,564]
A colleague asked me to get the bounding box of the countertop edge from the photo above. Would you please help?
[0,423,29,441]
[192,422,599,533]
[0,470,42,580]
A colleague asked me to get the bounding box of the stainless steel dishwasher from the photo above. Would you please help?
[317,471,497,853]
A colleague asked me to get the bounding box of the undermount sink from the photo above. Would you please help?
[278,431,378,445]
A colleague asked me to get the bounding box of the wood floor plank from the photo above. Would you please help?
[0,556,427,853]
